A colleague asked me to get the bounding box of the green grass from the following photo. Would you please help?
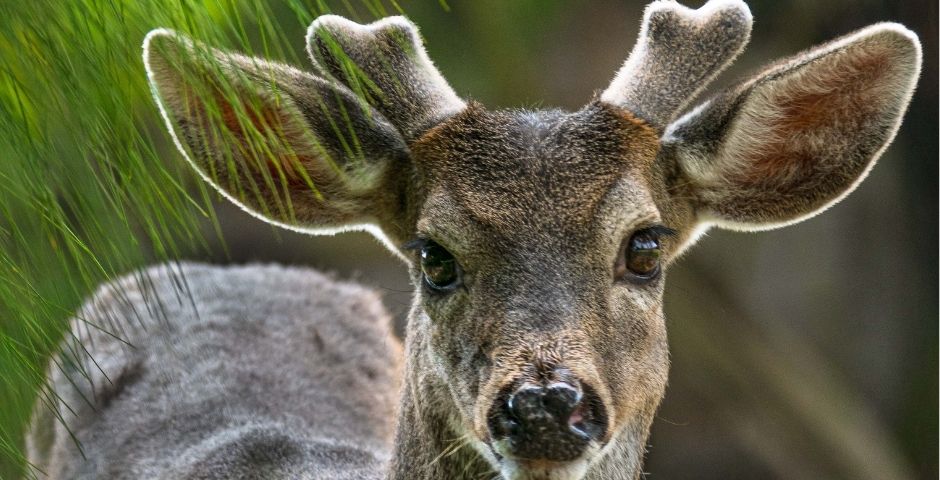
[0,1,405,477]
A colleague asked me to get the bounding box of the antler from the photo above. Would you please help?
[307,16,466,142]
[600,0,752,129]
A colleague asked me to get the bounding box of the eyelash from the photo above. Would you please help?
[402,237,429,252]
[641,225,677,239]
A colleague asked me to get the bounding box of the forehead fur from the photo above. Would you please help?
[411,102,660,241]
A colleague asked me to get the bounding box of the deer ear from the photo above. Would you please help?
[143,29,410,239]
[665,23,921,231]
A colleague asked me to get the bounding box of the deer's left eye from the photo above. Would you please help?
[420,241,462,292]
[615,227,673,283]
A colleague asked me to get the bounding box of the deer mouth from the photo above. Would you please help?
[483,428,606,480]
[492,454,596,480]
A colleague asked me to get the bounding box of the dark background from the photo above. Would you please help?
[1,1,936,478]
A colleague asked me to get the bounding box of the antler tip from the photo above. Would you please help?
[643,0,752,33]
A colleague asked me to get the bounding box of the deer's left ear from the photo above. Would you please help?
[665,23,921,231]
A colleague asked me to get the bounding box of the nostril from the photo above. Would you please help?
[543,382,582,421]
[574,383,608,441]
[568,403,586,432]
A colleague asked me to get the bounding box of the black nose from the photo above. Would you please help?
[489,380,607,462]
[509,383,580,428]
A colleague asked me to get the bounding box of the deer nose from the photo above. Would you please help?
[509,383,580,428]
[489,381,607,462]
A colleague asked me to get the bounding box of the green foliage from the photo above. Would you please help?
[0,1,400,477]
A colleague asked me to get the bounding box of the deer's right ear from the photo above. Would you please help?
[143,29,411,240]
[664,24,921,231]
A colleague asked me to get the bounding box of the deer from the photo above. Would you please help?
[26,0,921,479]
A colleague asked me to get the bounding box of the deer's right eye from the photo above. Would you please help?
[614,225,676,284]
[420,241,462,292]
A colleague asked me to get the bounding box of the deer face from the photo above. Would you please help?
[144,1,920,478]
[407,104,675,472]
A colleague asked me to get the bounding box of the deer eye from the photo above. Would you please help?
[615,227,673,282]
[420,241,462,292]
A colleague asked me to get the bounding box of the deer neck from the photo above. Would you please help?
[386,320,494,480]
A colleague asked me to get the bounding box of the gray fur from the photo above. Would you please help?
[600,0,753,129]
[28,2,923,479]
[27,263,401,479]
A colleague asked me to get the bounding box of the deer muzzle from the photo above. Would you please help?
[487,372,608,462]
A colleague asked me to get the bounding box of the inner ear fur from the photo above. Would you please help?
[665,23,921,231]
[143,29,410,238]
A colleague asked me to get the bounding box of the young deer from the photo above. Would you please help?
[28,0,921,479]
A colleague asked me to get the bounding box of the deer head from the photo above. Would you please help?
[143,1,921,478]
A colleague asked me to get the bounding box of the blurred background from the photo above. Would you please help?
[0,0,935,478]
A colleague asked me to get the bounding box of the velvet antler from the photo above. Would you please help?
[600,0,752,129]
[307,16,466,142]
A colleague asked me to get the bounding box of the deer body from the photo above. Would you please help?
[28,1,921,479]
[28,263,401,479]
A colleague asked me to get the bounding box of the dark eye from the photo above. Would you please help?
[420,241,462,292]
[615,227,672,282]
